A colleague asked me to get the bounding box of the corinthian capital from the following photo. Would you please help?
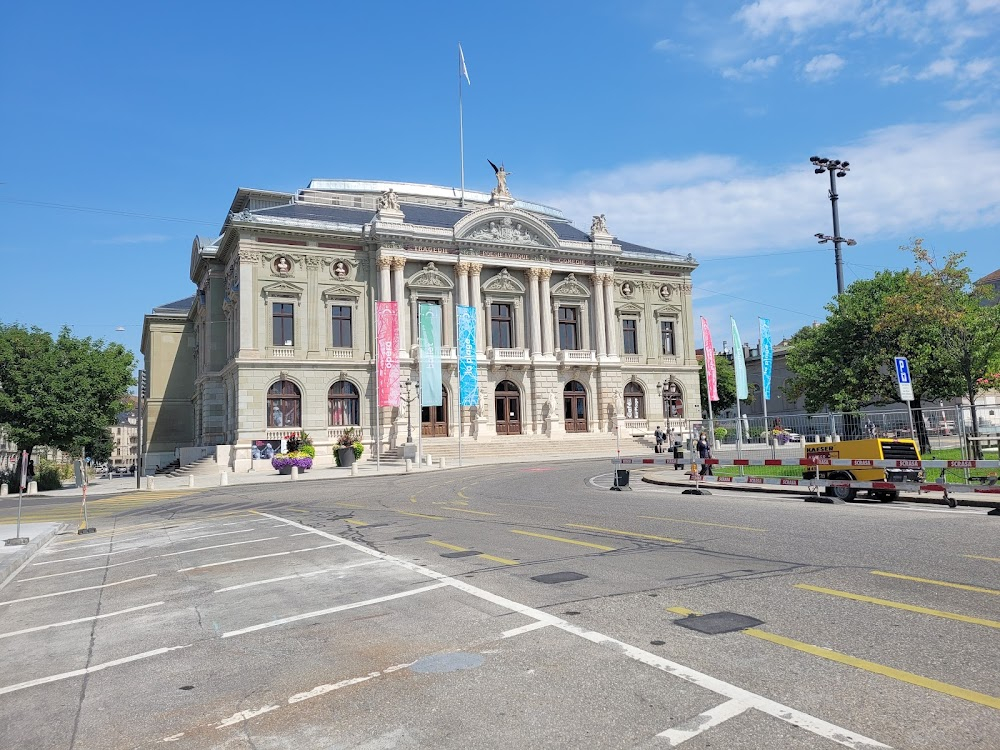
[390,257,407,271]
[539,268,552,281]
[455,262,471,276]
[376,256,393,271]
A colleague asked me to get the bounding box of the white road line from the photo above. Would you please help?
[0,575,157,607]
[18,556,159,582]
[258,512,890,750]
[657,699,752,746]
[0,645,190,696]
[213,560,382,593]
[169,528,257,543]
[289,531,316,537]
[216,705,280,728]
[0,602,164,640]
[176,542,343,573]
[33,548,139,565]
[502,621,551,639]
[158,536,281,557]
[221,583,448,638]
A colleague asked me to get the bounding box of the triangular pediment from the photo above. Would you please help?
[481,268,525,294]
[321,284,363,301]
[654,305,682,316]
[454,207,559,248]
[407,262,453,289]
[550,273,590,298]
[261,281,304,298]
[617,302,644,315]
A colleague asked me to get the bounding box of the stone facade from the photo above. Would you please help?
[141,179,701,471]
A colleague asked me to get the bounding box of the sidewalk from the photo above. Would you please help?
[0,522,65,586]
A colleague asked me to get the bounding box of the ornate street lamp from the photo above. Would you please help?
[403,379,417,444]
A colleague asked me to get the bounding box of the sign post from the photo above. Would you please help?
[75,458,96,535]
[4,450,30,546]
[894,356,917,441]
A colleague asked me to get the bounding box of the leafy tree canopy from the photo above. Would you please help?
[700,353,737,415]
[0,324,135,457]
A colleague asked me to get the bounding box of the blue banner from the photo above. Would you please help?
[419,303,442,406]
[759,317,772,401]
[731,317,748,400]
[456,305,479,407]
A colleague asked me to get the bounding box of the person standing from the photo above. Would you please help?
[654,426,664,453]
[697,432,713,477]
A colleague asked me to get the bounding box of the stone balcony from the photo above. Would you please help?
[557,349,597,366]
[488,347,530,366]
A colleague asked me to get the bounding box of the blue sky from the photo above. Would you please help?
[2,0,999,366]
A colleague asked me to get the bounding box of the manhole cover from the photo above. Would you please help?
[441,550,480,558]
[674,612,763,635]
[531,572,587,584]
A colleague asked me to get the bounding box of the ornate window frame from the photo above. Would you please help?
[481,269,526,351]
[550,274,591,351]
[320,283,363,357]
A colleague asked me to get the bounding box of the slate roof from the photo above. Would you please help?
[976,268,1000,285]
[153,295,196,314]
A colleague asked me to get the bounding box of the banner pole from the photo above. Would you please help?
[374,295,380,474]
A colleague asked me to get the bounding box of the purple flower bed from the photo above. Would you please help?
[271,455,313,471]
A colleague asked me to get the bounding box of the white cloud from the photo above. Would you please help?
[722,55,781,80]
[917,57,960,79]
[802,53,845,81]
[735,0,860,36]
[92,233,170,245]
[963,57,995,79]
[539,117,1000,259]
[944,97,978,110]
[880,64,909,84]
[653,39,676,52]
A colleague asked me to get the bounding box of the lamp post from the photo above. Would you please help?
[809,155,854,296]
[403,379,416,444]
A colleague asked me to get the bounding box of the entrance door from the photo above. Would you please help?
[564,381,588,433]
[421,387,449,437]
[495,380,522,435]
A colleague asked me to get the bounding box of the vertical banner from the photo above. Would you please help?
[456,305,479,407]
[759,317,773,400]
[731,317,749,400]
[700,317,718,402]
[376,302,400,407]
[419,303,442,406]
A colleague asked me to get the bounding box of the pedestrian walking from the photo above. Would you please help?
[654,426,664,454]
[697,432,713,477]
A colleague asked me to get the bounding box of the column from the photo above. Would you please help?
[469,263,484,355]
[377,256,392,301]
[527,268,542,356]
[391,257,407,357]
[237,253,255,355]
[539,269,553,355]
[456,263,469,307]
[603,276,618,356]
[591,274,607,357]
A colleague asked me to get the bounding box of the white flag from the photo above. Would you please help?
[459,43,471,85]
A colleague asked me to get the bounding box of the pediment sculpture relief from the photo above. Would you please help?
[467,216,542,246]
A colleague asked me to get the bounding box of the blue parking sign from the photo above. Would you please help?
[894,357,911,384]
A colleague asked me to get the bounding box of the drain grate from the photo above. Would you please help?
[531,572,587,584]
[674,612,763,635]
[441,550,480,558]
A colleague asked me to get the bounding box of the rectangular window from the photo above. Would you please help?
[490,303,513,348]
[331,305,352,348]
[660,320,675,356]
[622,319,638,355]
[558,306,579,350]
[272,302,294,346]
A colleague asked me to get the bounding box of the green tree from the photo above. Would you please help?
[0,324,135,459]
[699,354,737,416]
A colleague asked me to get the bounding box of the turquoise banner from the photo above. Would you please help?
[456,305,479,407]
[759,317,772,400]
[731,317,749,400]
[419,303,442,406]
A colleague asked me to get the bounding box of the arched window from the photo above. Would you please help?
[563,380,587,432]
[663,382,684,419]
[267,380,301,428]
[328,381,360,426]
[624,382,645,419]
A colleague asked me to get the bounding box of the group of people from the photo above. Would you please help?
[652,426,714,477]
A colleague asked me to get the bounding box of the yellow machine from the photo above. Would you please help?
[802,438,922,502]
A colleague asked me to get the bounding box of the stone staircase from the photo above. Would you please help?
[168,456,222,477]
[399,432,655,462]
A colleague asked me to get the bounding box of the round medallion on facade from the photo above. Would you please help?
[273,256,292,275]
[658,283,673,301]
[332,260,349,280]
[620,281,635,298]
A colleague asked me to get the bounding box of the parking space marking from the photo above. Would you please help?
[0,645,191,697]
[158,536,282,557]
[168,528,258,544]
[566,523,684,544]
[213,560,383,593]
[221,583,448,638]
[0,575,157,607]
[0,602,164,640]
[871,571,1000,596]
[964,554,1000,563]
[502,621,551,638]
[176,542,343,572]
[216,705,280,728]
[19,556,161,582]
[259,511,890,750]
[795,584,1000,630]
[510,529,616,551]
[639,515,767,533]
[657,698,752,746]
[32,547,140,565]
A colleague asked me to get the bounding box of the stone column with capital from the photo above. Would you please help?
[527,268,543,357]
[468,263,484,356]
[591,274,607,358]
[603,276,618,356]
[237,252,257,356]
[456,262,470,308]
[391,257,407,357]
[539,269,554,355]
[377,256,392,301]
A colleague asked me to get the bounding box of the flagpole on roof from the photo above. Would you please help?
[458,43,470,207]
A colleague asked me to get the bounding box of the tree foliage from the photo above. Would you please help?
[0,324,135,457]
[700,354,737,415]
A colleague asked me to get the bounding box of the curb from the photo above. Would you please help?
[0,523,67,590]
[639,473,999,509]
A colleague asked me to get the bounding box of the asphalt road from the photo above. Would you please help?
[0,461,997,749]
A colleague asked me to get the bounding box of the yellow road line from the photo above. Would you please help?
[479,554,519,566]
[344,519,368,527]
[668,606,696,615]
[398,511,445,520]
[335,502,367,509]
[443,507,497,516]
[566,524,683,544]
[795,584,1000,630]
[871,571,1000,596]
[964,555,1000,563]
[426,540,518,566]
[511,529,615,551]
[639,515,766,532]
[427,540,467,552]
[667,606,1000,710]
[457,490,471,500]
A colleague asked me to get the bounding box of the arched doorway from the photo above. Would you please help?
[421,387,449,437]
[495,381,521,435]
[624,382,645,420]
[564,381,588,433]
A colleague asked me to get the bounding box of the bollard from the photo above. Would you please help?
[425,453,432,467]
[27,481,38,495]
[0,484,7,497]
[291,466,299,481]
[146,476,155,491]
[188,475,195,488]
[220,472,228,486]
[350,463,359,477]
[405,459,412,473]
[439,457,447,470]
[833,434,841,443]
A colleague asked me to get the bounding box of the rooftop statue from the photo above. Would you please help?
[488,159,511,198]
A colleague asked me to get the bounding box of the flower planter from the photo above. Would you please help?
[278,465,293,476]
[337,447,355,468]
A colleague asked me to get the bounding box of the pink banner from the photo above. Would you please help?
[376,302,400,407]
[701,317,719,402]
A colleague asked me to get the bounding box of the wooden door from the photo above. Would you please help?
[563,381,588,433]
[421,387,449,437]
[495,380,522,436]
